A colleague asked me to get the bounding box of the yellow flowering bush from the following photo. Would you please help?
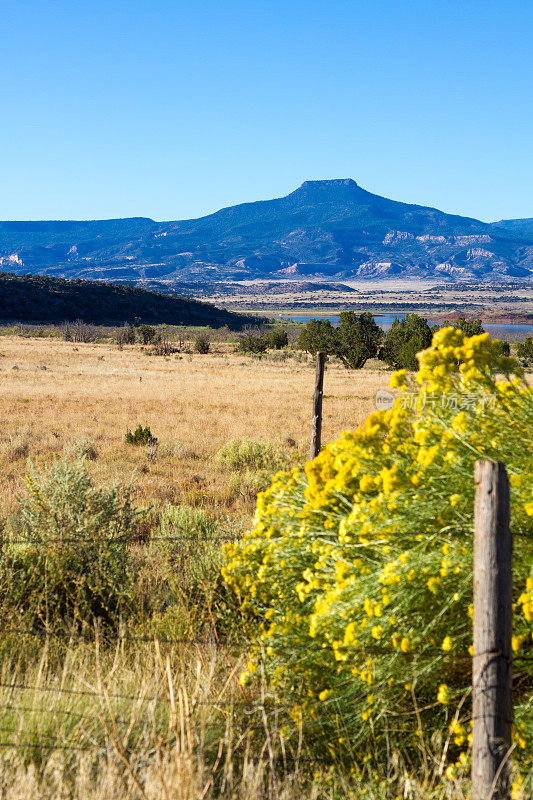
[223,329,533,772]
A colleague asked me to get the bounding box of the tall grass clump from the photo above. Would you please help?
[131,504,241,641]
[0,637,482,800]
[222,329,533,785]
[215,438,295,504]
[0,457,139,632]
[157,503,219,541]
[215,438,280,472]
[153,504,223,619]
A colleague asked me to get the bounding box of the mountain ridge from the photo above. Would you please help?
[1,180,532,283]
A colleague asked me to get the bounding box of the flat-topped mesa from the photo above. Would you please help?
[299,178,359,190]
[1,178,531,282]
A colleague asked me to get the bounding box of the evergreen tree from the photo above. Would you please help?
[442,316,484,337]
[336,311,382,368]
[297,319,337,355]
[380,314,434,369]
[267,327,289,349]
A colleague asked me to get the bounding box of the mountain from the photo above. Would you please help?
[1,179,532,283]
[491,218,533,242]
[0,273,257,327]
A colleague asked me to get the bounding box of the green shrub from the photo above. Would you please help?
[266,327,289,349]
[230,468,284,497]
[0,458,139,631]
[134,504,239,639]
[215,439,293,505]
[194,333,210,354]
[517,336,533,360]
[158,504,218,541]
[215,438,279,472]
[137,324,157,345]
[238,334,268,354]
[125,424,156,446]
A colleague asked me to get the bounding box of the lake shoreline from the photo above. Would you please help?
[281,312,533,340]
[279,309,533,326]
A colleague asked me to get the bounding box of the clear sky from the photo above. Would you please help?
[2,0,532,222]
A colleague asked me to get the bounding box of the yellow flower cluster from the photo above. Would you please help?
[223,328,533,771]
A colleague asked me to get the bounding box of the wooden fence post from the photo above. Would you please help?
[309,352,326,460]
[472,460,512,800]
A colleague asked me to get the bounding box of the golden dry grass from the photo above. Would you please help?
[0,636,471,800]
[1,334,527,799]
[0,336,390,519]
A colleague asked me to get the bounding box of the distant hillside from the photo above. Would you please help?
[1,179,533,282]
[0,273,257,327]
[491,218,533,242]
[133,280,359,297]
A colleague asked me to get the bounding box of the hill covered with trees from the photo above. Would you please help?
[0,273,257,327]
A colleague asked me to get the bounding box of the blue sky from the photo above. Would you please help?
[2,0,532,222]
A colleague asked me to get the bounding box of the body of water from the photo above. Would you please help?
[287,314,533,340]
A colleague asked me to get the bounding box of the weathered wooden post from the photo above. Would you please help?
[309,352,326,460]
[472,460,512,800]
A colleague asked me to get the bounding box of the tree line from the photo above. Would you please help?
[296,312,510,369]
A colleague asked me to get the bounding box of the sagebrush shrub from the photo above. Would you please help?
[73,437,98,460]
[1,458,140,631]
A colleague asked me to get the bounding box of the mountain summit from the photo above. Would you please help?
[1,181,532,282]
[298,178,359,189]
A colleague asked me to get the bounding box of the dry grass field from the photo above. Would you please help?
[0,336,390,520]
[0,333,530,799]
[0,334,406,799]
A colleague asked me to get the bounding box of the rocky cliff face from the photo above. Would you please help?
[1,180,532,283]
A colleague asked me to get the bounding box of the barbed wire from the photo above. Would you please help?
[0,722,78,745]
[0,626,486,659]
[0,530,529,547]
[0,681,141,701]
[0,681,291,707]
[0,534,241,546]
[1,702,128,725]
[0,672,530,756]
[3,626,530,665]
[0,627,236,647]
[0,736,372,766]
[0,740,100,751]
